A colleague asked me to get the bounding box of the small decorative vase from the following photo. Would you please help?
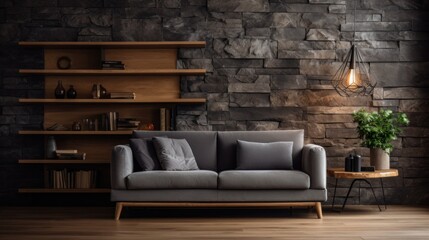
[67,85,77,99]
[370,148,390,170]
[46,136,57,159]
[54,80,65,99]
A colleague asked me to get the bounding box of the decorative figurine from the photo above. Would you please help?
[92,84,100,99]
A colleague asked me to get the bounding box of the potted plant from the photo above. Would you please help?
[352,109,409,170]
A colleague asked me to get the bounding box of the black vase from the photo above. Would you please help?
[54,80,65,99]
[352,154,361,172]
[67,85,77,99]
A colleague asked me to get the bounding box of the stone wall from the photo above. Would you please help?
[1,0,429,205]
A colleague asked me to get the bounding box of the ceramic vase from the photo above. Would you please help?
[370,148,390,170]
[54,80,65,99]
[67,85,77,98]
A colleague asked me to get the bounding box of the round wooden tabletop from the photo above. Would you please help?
[327,168,399,179]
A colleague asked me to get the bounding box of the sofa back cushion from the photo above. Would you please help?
[236,140,294,170]
[132,131,217,171]
[217,130,304,172]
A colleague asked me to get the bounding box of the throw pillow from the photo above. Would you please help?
[129,138,162,171]
[236,140,294,170]
[152,137,199,171]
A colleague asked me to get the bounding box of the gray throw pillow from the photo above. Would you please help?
[152,137,199,171]
[236,140,294,170]
[129,138,162,171]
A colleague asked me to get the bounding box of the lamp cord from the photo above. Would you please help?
[352,0,357,44]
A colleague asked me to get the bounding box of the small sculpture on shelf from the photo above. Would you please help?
[54,80,66,99]
[92,84,100,99]
[100,84,108,98]
[45,136,57,159]
[72,121,81,131]
[92,84,109,99]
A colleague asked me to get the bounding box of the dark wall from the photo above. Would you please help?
[1,0,429,205]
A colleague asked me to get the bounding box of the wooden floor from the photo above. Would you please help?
[0,205,428,240]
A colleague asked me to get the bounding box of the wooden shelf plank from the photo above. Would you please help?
[19,130,133,135]
[19,69,206,76]
[19,41,206,48]
[19,98,206,104]
[19,159,110,164]
[19,188,110,193]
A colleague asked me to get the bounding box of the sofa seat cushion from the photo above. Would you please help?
[126,170,218,189]
[218,170,310,190]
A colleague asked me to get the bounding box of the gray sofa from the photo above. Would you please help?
[111,130,327,220]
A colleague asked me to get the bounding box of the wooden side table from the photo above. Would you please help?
[328,168,399,212]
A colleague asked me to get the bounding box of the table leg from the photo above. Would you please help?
[358,181,361,205]
[380,178,387,210]
[341,179,359,211]
[363,179,382,211]
[332,178,338,210]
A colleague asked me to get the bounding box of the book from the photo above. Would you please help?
[101,61,125,70]
[102,65,125,70]
[117,118,140,130]
[56,153,86,160]
[109,92,136,99]
[55,149,78,154]
[101,63,124,67]
[166,108,171,132]
[97,112,118,131]
[160,108,166,131]
[101,60,122,64]
[170,106,176,131]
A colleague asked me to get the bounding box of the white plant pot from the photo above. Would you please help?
[370,148,390,170]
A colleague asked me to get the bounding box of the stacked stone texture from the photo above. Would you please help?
[0,0,428,205]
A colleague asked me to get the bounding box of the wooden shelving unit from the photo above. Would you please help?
[19,98,206,104]
[19,69,206,76]
[19,130,133,135]
[19,41,206,48]
[19,41,207,193]
[19,188,110,193]
[19,160,110,164]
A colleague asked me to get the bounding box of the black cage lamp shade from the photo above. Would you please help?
[332,44,376,97]
[331,0,377,97]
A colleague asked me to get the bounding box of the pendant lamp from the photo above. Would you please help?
[332,1,376,97]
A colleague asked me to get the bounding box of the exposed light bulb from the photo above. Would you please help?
[347,69,356,88]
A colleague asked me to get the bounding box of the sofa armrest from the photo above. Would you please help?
[111,145,133,190]
[302,144,327,189]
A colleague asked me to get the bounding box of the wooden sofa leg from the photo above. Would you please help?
[115,202,123,220]
[315,202,323,219]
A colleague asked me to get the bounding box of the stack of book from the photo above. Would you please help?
[50,169,97,189]
[160,108,176,131]
[98,112,118,131]
[101,60,125,70]
[109,92,136,99]
[55,150,86,160]
[117,118,141,130]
